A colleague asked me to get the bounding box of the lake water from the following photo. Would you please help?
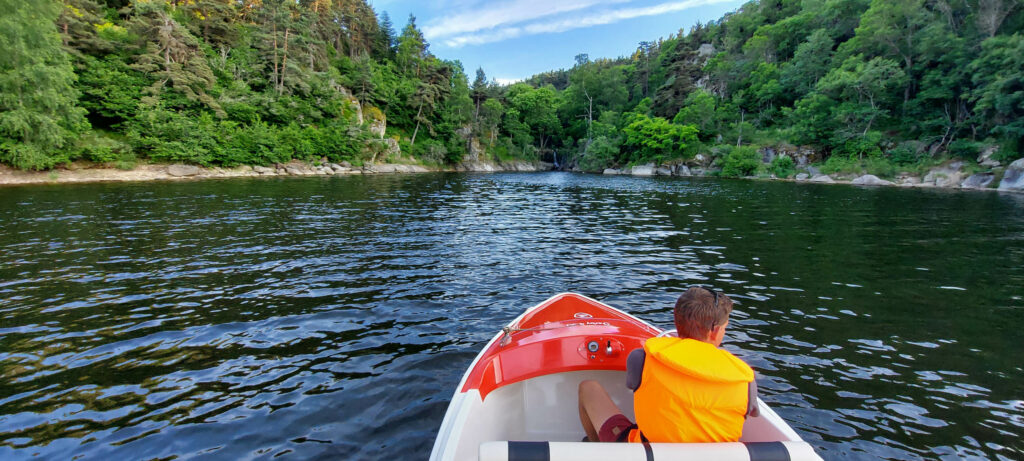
[1,172,1022,460]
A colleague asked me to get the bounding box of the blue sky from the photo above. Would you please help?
[369,0,747,83]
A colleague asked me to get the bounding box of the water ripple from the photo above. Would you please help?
[0,173,1022,459]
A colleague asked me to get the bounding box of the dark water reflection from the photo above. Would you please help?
[1,173,1022,460]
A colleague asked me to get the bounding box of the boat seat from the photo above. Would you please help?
[480,440,822,461]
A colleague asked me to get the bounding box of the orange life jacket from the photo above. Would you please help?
[628,337,754,443]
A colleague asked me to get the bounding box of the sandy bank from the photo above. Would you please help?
[0,160,547,187]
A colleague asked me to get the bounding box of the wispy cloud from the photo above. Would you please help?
[439,0,734,48]
[422,0,628,40]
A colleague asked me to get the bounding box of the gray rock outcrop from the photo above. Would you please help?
[366,108,386,139]
[603,168,622,175]
[961,173,995,189]
[167,164,201,177]
[631,164,656,176]
[810,174,835,183]
[457,161,498,172]
[253,166,275,175]
[977,146,1001,167]
[503,161,539,172]
[851,175,894,186]
[999,158,1024,191]
[795,173,809,181]
[383,139,401,158]
[923,161,964,187]
[674,165,692,176]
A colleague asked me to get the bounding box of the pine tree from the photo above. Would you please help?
[129,1,222,114]
[397,15,427,76]
[376,11,396,58]
[57,0,111,55]
[0,0,88,170]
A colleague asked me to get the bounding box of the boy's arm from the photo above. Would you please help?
[746,379,760,417]
[626,348,645,391]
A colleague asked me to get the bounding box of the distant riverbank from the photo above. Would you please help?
[0,159,546,187]
[3,157,1022,194]
[600,157,1024,194]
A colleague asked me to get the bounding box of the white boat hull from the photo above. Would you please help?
[430,294,822,461]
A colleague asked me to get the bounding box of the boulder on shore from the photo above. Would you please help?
[851,174,894,186]
[674,165,692,176]
[795,173,809,181]
[999,158,1024,191]
[923,161,964,187]
[167,164,201,177]
[655,166,672,176]
[810,174,835,183]
[631,164,655,176]
[253,166,275,175]
[961,173,995,189]
[603,168,622,175]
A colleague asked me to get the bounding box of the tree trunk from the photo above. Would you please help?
[736,110,744,147]
[411,103,424,145]
[582,85,594,142]
[279,27,290,94]
[902,53,912,112]
[272,21,279,94]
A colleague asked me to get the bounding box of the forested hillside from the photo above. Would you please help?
[1,0,494,170]
[553,0,1024,176]
[1,0,1022,176]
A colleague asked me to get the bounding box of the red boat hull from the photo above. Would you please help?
[461,293,661,400]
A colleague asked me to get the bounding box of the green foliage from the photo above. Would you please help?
[6,0,1024,174]
[0,0,89,170]
[833,131,883,160]
[781,29,834,96]
[505,83,561,150]
[816,55,906,139]
[578,136,620,172]
[673,89,719,141]
[721,146,762,177]
[947,139,981,160]
[888,143,923,166]
[622,114,698,164]
[817,141,899,178]
[769,155,795,178]
[969,34,1024,147]
[77,132,131,163]
[864,157,896,178]
[412,139,447,164]
[820,155,860,175]
[76,55,149,128]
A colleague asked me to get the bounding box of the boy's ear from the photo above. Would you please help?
[710,324,727,346]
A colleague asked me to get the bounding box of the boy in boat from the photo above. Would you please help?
[578,286,757,443]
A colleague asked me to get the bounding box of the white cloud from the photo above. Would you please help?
[422,0,628,40]
[493,77,522,86]
[441,0,735,47]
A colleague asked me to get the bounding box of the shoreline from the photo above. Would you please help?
[2,159,1021,195]
[0,160,545,187]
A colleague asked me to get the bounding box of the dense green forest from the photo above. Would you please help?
[1,0,1022,176]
